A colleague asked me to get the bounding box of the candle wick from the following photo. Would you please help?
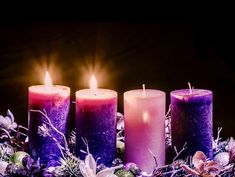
[142,84,146,96]
[188,82,193,94]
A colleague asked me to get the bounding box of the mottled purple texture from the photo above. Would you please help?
[28,94,70,167]
[76,99,117,167]
[171,89,213,159]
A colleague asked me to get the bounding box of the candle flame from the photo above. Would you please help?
[89,75,97,91]
[45,71,53,87]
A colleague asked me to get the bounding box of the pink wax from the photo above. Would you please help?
[124,89,166,173]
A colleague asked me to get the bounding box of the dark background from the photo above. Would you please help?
[1,15,235,138]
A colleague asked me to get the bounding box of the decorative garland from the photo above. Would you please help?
[0,109,235,177]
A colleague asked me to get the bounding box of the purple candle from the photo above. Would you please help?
[28,72,70,167]
[75,75,117,166]
[171,89,213,159]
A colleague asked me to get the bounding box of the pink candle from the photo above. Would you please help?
[28,72,70,166]
[124,85,166,173]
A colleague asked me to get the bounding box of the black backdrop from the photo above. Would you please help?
[1,16,235,138]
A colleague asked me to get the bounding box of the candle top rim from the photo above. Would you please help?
[76,88,117,99]
[124,89,165,98]
[171,89,212,98]
[29,85,70,95]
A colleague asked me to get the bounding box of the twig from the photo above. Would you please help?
[165,105,172,146]
[11,128,28,137]
[165,105,171,118]
[170,169,182,177]
[213,127,223,154]
[219,163,234,175]
[173,142,187,162]
[18,125,29,131]
[117,129,124,141]
[161,169,182,176]
[81,137,90,154]
[49,135,66,160]
[30,109,69,152]
[0,128,12,139]
[215,127,222,145]
[148,148,158,168]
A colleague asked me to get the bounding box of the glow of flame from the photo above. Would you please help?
[44,71,53,87]
[77,54,118,89]
[89,75,97,92]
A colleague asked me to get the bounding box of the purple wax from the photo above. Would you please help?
[28,85,70,167]
[170,89,213,159]
[76,89,117,166]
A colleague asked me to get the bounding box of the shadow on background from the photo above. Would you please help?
[1,16,235,138]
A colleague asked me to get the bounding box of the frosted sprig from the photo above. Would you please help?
[0,143,14,161]
[165,105,171,146]
[54,155,81,177]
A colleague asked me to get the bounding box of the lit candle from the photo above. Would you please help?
[170,87,213,159]
[28,72,70,166]
[124,85,166,173]
[75,75,117,166]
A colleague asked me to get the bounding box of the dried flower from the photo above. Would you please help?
[0,160,8,175]
[117,112,124,130]
[227,137,235,162]
[124,163,142,176]
[79,153,122,177]
[182,151,221,177]
[38,124,50,138]
[0,110,17,130]
[214,152,230,166]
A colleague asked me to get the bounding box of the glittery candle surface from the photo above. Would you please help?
[171,89,213,159]
[28,86,70,167]
[76,89,117,167]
